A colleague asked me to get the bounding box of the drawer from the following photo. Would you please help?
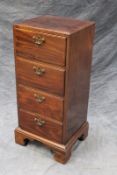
[18,85,63,122]
[19,109,62,143]
[14,28,66,66]
[16,57,65,96]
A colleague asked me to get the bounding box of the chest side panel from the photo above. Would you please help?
[63,24,95,143]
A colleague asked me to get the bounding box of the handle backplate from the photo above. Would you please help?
[33,66,45,76]
[34,93,45,103]
[33,35,45,46]
[34,116,45,127]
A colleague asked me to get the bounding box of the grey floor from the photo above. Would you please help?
[0,0,117,175]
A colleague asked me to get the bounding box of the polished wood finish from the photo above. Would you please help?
[15,121,89,164]
[19,109,62,143]
[14,15,95,163]
[14,28,66,66]
[14,15,94,36]
[18,84,64,122]
[63,24,95,143]
[16,56,65,96]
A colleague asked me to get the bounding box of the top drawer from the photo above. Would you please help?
[14,28,66,66]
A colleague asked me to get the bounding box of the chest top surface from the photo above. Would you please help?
[14,15,95,35]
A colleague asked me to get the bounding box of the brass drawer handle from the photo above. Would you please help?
[33,35,45,46]
[34,93,45,103]
[34,117,45,127]
[33,66,45,76]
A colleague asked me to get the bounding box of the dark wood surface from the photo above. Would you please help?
[14,15,95,36]
[18,84,64,122]
[63,24,95,143]
[16,56,65,96]
[15,121,89,164]
[19,109,63,143]
[14,15,95,163]
[14,28,66,66]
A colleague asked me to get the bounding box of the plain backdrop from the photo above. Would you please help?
[0,0,117,175]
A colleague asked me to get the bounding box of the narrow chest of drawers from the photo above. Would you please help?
[14,15,95,164]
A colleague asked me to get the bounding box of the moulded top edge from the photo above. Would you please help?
[13,15,95,36]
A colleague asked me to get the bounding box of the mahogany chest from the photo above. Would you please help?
[13,15,95,163]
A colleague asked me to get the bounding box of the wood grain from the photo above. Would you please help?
[14,28,66,66]
[14,15,95,36]
[15,122,89,163]
[14,15,95,163]
[19,109,63,143]
[63,24,95,143]
[18,84,64,122]
[16,56,65,96]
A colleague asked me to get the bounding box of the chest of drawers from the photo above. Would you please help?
[14,15,95,163]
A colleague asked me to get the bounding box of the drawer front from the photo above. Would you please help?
[14,28,66,66]
[19,109,62,143]
[18,85,63,122]
[16,57,65,96]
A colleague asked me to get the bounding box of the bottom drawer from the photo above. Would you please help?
[19,109,63,143]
